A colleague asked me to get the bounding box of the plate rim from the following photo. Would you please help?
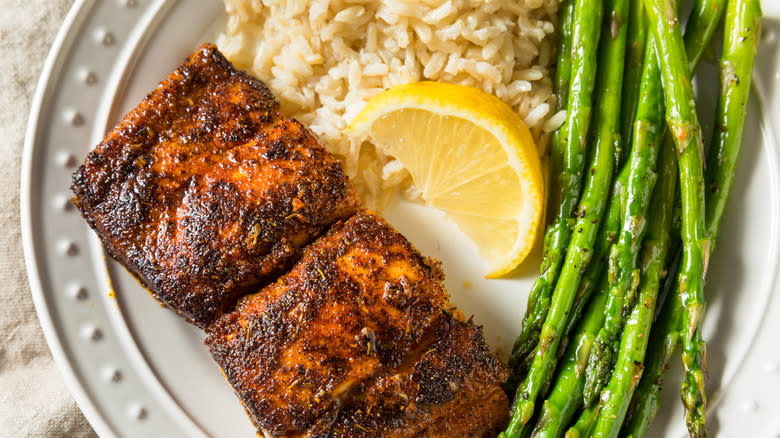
[20,0,119,437]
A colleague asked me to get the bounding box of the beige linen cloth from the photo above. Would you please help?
[1,0,97,436]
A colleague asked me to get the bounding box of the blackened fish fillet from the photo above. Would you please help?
[71,44,361,328]
[206,211,509,437]
[324,312,510,438]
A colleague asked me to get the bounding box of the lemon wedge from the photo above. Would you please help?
[348,81,544,277]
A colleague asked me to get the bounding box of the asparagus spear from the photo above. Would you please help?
[537,0,725,428]
[582,32,666,407]
[519,173,623,380]
[558,179,622,353]
[510,0,576,369]
[592,0,727,431]
[620,246,683,438]
[705,0,761,241]
[529,273,610,438]
[583,0,726,398]
[560,0,647,353]
[501,0,626,434]
[533,20,657,430]
[581,0,723,405]
[618,0,649,167]
[645,0,712,434]
[622,0,761,434]
[529,77,656,434]
[565,404,600,438]
[684,0,728,71]
[591,115,679,438]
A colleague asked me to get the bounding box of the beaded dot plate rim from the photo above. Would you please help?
[20,0,209,436]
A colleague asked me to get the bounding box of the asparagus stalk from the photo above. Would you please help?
[523,173,624,379]
[684,0,728,71]
[582,32,666,407]
[560,0,646,352]
[565,404,600,438]
[622,0,761,434]
[582,2,724,399]
[606,0,726,432]
[620,249,682,438]
[704,0,761,241]
[538,0,726,429]
[591,117,679,438]
[527,6,650,428]
[644,0,712,434]
[558,180,621,353]
[510,0,577,369]
[501,0,626,434]
[529,273,610,438]
[530,95,654,437]
[618,0,649,167]
[581,0,722,406]
[536,19,656,426]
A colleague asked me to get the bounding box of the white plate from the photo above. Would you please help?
[21,0,780,437]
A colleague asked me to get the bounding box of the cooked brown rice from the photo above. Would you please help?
[219,0,562,209]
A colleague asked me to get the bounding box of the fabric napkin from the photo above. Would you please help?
[0,0,97,436]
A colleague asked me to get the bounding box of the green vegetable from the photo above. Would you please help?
[644,0,713,434]
[582,30,666,407]
[502,0,627,434]
[623,0,761,435]
[565,403,599,438]
[591,116,678,438]
[684,0,728,71]
[618,0,649,167]
[510,0,576,370]
[559,130,632,358]
[705,0,761,243]
[528,273,610,438]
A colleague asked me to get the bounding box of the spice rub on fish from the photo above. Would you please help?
[326,312,510,438]
[206,211,510,437]
[71,44,361,328]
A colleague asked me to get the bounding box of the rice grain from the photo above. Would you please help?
[219,0,559,209]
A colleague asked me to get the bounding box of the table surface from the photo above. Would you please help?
[0,1,97,436]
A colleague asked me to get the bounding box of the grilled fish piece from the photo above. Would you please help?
[415,385,510,438]
[206,210,448,436]
[323,312,510,438]
[71,44,361,328]
[206,210,509,437]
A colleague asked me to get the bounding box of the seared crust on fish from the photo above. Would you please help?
[71,44,361,328]
[324,312,510,438]
[207,211,509,437]
[206,211,449,435]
